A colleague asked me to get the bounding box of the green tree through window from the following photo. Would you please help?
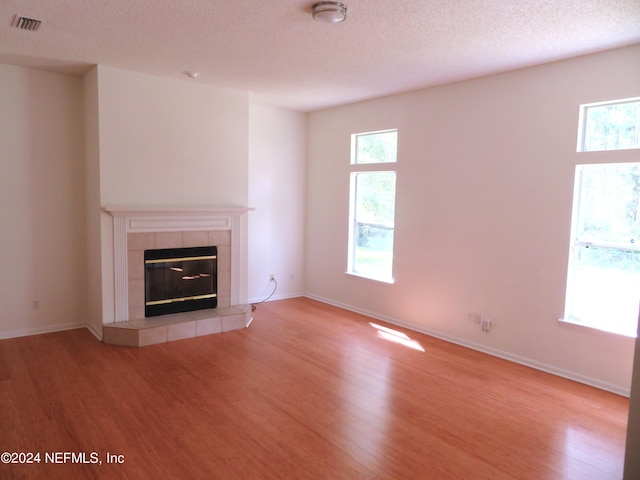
[582,99,640,151]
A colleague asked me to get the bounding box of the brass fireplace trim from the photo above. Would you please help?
[146,293,217,307]
[145,255,216,264]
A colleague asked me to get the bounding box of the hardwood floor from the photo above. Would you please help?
[0,298,629,479]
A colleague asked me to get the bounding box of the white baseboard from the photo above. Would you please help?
[0,322,88,341]
[304,293,631,398]
[86,323,103,341]
[248,291,303,305]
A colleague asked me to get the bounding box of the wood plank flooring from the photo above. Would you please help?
[0,297,629,479]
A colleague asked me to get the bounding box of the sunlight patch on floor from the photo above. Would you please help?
[560,425,623,479]
[369,323,425,352]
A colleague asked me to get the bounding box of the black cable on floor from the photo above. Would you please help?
[251,278,278,311]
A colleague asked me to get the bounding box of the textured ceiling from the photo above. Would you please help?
[0,0,639,112]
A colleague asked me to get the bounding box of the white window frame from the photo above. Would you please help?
[562,98,640,337]
[577,97,640,152]
[347,129,398,283]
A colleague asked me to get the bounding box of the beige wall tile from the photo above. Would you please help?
[103,327,139,347]
[216,294,231,308]
[128,232,155,251]
[196,317,223,336]
[208,230,231,246]
[183,231,209,247]
[126,229,235,324]
[217,270,231,293]
[139,326,168,346]
[155,231,183,249]
[217,245,231,273]
[168,321,196,342]
[129,306,145,321]
[222,314,247,332]
[129,278,144,309]
[128,249,145,281]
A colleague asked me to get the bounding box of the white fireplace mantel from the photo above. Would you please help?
[103,205,252,322]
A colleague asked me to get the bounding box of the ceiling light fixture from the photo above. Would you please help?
[312,1,347,23]
[183,71,200,79]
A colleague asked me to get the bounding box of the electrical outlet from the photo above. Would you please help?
[469,312,481,324]
[269,274,275,282]
[481,317,492,332]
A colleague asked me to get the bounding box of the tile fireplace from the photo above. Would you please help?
[101,206,251,346]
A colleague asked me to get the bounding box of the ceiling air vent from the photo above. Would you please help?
[14,16,42,31]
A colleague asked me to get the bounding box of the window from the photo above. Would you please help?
[578,98,640,152]
[348,130,397,282]
[564,98,640,337]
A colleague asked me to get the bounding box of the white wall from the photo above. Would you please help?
[248,104,306,302]
[96,65,249,207]
[0,64,87,338]
[306,45,640,394]
[83,67,104,337]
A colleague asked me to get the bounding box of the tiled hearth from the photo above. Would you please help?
[102,305,251,347]
[102,206,251,347]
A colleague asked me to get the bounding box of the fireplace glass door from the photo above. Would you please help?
[144,246,217,317]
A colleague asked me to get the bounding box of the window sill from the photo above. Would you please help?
[345,271,395,285]
[558,317,637,338]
